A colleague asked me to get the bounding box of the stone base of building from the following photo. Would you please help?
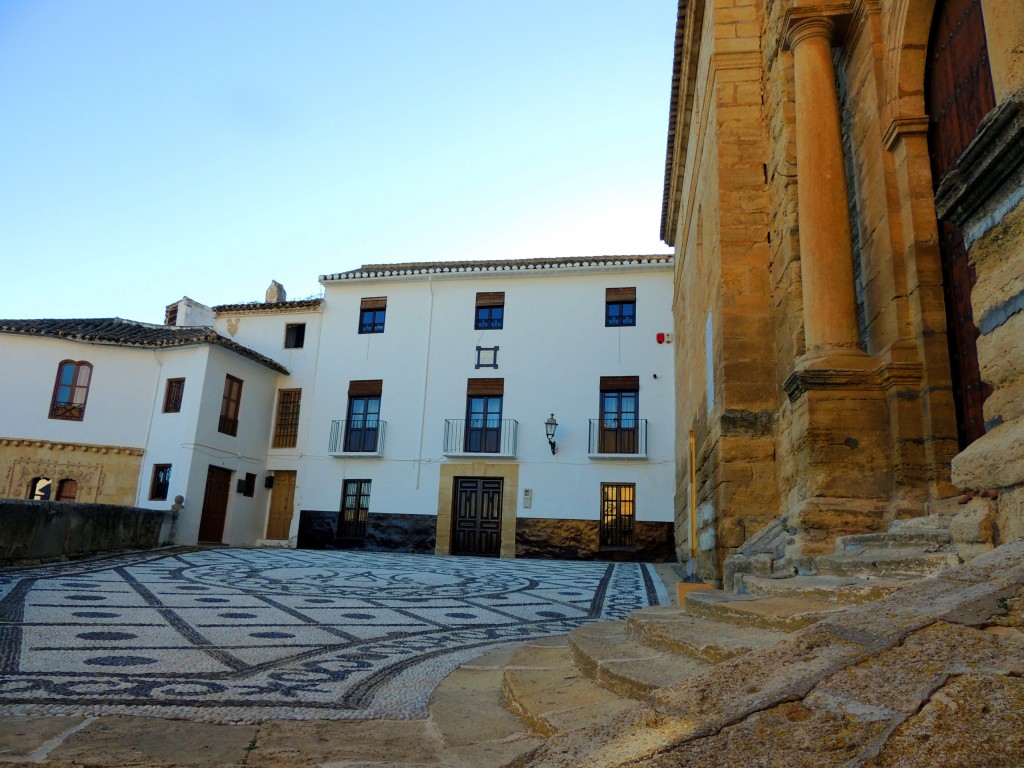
[296,511,437,554]
[515,518,675,562]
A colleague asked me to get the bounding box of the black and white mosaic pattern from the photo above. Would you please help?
[0,548,663,722]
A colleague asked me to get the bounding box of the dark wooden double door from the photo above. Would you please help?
[452,478,502,557]
[926,0,996,447]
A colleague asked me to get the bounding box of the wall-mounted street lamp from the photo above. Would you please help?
[545,414,558,455]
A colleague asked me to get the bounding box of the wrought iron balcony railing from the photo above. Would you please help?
[588,418,648,458]
[443,419,518,457]
[329,419,387,456]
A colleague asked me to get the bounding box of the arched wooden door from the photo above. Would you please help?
[926,0,996,448]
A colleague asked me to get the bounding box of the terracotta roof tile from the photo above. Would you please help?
[321,254,673,282]
[0,318,289,374]
[212,298,323,315]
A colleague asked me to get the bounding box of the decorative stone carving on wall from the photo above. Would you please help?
[0,439,143,504]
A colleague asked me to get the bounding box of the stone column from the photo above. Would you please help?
[788,16,862,361]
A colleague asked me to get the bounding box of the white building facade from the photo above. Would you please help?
[1,255,677,561]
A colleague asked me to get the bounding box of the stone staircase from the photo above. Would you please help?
[495,512,965,740]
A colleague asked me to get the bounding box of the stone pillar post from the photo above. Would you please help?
[788,16,862,360]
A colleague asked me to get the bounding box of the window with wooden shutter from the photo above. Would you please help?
[605,287,636,327]
[475,292,505,330]
[359,297,387,334]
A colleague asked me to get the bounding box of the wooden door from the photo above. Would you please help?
[926,0,996,448]
[198,465,232,543]
[265,470,296,540]
[451,478,502,556]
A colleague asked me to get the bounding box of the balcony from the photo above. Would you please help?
[329,420,386,456]
[443,419,518,457]
[588,419,648,459]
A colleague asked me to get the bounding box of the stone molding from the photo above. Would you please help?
[783,3,854,50]
[782,356,921,402]
[0,438,144,456]
[882,116,930,151]
[934,91,1024,232]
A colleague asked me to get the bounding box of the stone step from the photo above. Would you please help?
[810,547,961,579]
[499,637,635,737]
[683,590,849,631]
[738,573,911,604]
[625,605,789,664]
[567,621,712,699]
[834,529,952,553]
[924,495,967,518]
[889,513,956,532]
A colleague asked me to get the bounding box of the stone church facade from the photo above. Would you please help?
[664,0,1024,583]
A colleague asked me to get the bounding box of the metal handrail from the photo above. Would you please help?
[329,419,387,454]
[588,418,648,456]
[443,419,518,456]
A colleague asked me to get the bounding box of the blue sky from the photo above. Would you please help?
[1,1,676,323]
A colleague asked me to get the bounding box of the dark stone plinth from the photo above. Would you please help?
[296,509,338,550]
[515,518,675,562]
[366,513,436,553]
[297,511,436,554]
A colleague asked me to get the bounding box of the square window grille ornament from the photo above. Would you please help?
[475,346,499,369]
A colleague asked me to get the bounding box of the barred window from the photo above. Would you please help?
[272,389,302,448]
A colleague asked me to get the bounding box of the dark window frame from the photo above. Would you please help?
[344,395,381,452]
[150,464,172,501]
[600,483,636,548]
[605,300,636,327]
[465,395,503,453]
[163,378,185,413]
[475,306,504,330]
[284,323,306,349]
[340,479,371,539]
[599,387,639,454]
[272,388,302,448]
[49,360,93,421]
[219,375,243,436]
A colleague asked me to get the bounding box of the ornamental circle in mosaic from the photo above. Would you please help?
[177,562,536,598]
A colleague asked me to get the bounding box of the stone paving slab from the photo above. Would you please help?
[0,548,662,724]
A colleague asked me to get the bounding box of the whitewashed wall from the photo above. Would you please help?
[299,262,676,536]
[0,335,162,449]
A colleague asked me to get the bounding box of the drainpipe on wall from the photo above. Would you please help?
[687,429,698,577]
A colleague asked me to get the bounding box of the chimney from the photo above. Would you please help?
[266,281,287,303]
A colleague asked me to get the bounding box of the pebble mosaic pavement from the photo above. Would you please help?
[0,548,664,723]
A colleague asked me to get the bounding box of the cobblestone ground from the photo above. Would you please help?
[0,548,664,723]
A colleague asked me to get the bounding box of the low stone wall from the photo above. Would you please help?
[0,499,175,563]
[515,518,675,562]
[297,510,437,554]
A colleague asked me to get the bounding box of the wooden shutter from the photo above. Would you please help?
[600,376,640,392]
[476,292,505,307]
[348,380,383,397]
[360,296,387,310]
[606,287,636,302]
[467,378,504,396]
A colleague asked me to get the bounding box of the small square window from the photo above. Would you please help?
[163,378,185,413]
[284,323,306,348]
[606,287,637,327]
[150,464,172,501]
[475,292,504,330]
[606,301,636,327]
[359,298,387,334]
